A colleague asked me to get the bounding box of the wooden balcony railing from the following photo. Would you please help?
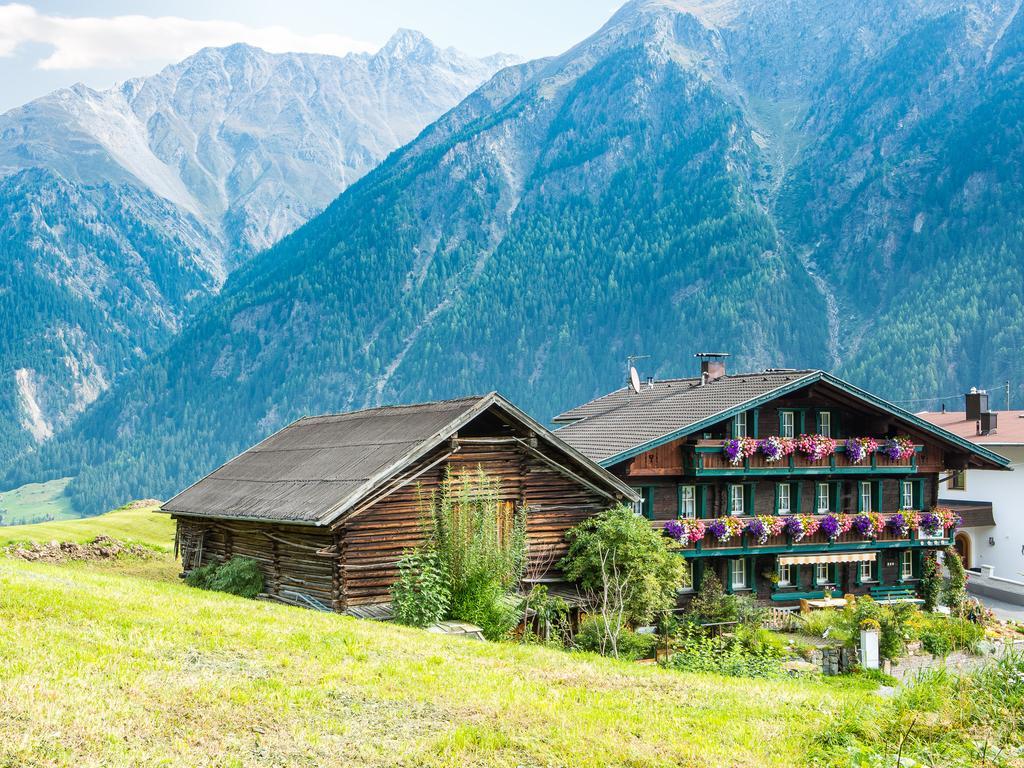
[690,440,922,476]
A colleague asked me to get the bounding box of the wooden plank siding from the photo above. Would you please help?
[175,437,614,612]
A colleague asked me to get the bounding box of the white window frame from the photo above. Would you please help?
[680,559,694,593]
[901,480,914,510]
[730,558,747,590]
[819,411,831,437]
[860,481,873,512]
[777,483,791,515]
[901,550,914,580]
[859,560,874,583]
[679,485,696,519]
[778,562,793,587]
[729,484,745,516]
[815,562,832,585]
[950,471,967,491]
[780,411,795,439]
[816,482,830,513]
[734,411,747,438]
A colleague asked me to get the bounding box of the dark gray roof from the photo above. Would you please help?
[554,370,819,464]
[163,392,637,525]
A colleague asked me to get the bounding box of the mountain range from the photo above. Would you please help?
[0,31,516,468]
[7,0,1024,515]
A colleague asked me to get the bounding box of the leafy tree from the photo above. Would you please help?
[391,548,449,628]
[560,505,685,656]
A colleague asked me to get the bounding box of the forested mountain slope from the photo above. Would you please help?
[0,34,513,466]
[12,0,1024,513]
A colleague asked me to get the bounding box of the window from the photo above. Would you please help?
[950,471,967,491]
[730,558,747,590]
[815,562,832,585]
[681,560,694,592]
[860,481,873,512]
[734,411,747,438]
[633,487,655,519]
[901,480,914,510]
[859,560,874,583]
[780,411,795,439]
[816,482,830,513]
[777,483,791,515]
[679,485,696,519]
[778,562,793,587]
[729,485,745,516]
[819,411,832,437]
[901,551,914,580]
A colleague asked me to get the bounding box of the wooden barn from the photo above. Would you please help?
[164,393,637,616]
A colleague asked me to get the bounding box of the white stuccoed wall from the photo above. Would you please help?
[941,444,1024,583]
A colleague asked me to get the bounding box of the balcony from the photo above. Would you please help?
[662,510,957,558]
[689,439,922,476]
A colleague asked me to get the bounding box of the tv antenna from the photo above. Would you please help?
[627,355,649,394]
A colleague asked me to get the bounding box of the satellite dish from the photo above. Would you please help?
[629,366,642,394]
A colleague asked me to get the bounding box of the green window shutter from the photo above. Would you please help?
[774,483,781,515]
[913,479,925,510]
[745,484,756,516]
[873,481,883,514]
[697,485,707,519]
[830,482,841,514]
[793,481,803,514]
[748,557,755,593]
[642,487,655,520]
[693,560,705,592]
[798,410,806,434]
[752,409,760,439]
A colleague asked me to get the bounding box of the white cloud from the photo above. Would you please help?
[0,4,378,70]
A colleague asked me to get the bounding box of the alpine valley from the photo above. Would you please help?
[0,31,516,469]
[8,0,1024,515]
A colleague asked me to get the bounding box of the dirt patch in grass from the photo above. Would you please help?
[4,535,157,563]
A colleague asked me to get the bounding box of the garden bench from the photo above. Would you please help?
[770,590,825,603]
[868,585,923,604]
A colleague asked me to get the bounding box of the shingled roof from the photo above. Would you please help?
[554,370,816,464]
[555,370,1012,470]
[162,393,636,525]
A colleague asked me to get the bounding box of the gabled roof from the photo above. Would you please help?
[162,392,637,526]
[555,370,1011,470]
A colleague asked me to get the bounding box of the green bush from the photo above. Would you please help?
[944,547,968,616]
[391,548,450,628]
[184,561,219,590]
[686,570,738,625]
[663,626,784,679]
[919,615,984,656]
[919,551,941,612]
[184,557,264,599]
[390,468,528,641]
[574,616,656,660]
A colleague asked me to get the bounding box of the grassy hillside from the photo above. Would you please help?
[0,556,871,768]
[0,477,75,526]
[0,501,171,550]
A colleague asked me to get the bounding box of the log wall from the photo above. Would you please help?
[175,438,618,612]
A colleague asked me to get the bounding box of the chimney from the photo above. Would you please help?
[965,387,989,420]
[695,352,730,383]
[979,411,998,436]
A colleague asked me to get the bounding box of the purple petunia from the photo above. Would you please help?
[708,518,730,542]
[919,511,942,537]
[852,513,874,537]
[663,519,684,541]
[745,517,768,545]
[887,512,909,537]
[820,514,841,541]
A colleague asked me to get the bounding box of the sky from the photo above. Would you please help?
[0,1,621,112]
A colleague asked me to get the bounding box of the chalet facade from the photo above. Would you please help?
[164,394,636,616]
[555,358,1010,605]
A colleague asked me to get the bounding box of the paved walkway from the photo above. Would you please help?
[976,594,1024,621]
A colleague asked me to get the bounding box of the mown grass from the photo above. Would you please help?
[0,503,172,550]
[0,477,76,525]
[0,555,875,768]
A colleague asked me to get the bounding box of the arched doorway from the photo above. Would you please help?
[954,532,972,569]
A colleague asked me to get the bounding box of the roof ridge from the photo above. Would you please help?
[297,394,489,422]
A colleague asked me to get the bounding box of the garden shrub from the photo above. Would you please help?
[944,546,968,616]
[663,625,784,679]
[185,557,264,599]
[184,561,219,590]
[919,615,984,656]
[391,548,449,628]
[574,616,656,660]
[390,468,527,641]
[919,551,941,612]
[686,570,738,625]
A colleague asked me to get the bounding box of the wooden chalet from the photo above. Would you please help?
[164,393,636,616]
[554,356,1011,605]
